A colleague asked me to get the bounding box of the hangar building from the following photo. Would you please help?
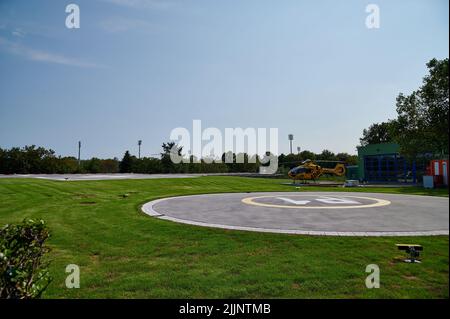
[356,143,428,184]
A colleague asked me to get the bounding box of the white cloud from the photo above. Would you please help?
[0,37,105,68]
[11,28,26,38]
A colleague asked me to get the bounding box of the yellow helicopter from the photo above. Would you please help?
[288,159,346,182]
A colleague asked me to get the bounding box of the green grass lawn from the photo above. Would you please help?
[0,176,448,298]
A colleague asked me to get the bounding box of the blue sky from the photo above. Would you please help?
[0,0,448,159]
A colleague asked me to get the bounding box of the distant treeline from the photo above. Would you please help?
[0,146,118,174]
[0,145,358,175]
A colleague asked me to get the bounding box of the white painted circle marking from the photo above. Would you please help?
[242,195,391,209]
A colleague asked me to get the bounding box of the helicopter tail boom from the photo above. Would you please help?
[322,163,346,176]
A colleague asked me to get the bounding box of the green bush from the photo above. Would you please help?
[0,219,52,299]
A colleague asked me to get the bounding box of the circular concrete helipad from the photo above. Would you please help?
[141,192,449,236]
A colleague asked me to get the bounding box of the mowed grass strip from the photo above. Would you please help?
[0,176,448,298]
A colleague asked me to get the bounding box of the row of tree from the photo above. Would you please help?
[279,150,358,166]
[0,143,357,175]
[360,58,449,158]
[0,146,119,174]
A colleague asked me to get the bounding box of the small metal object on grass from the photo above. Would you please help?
[396,244,423,263]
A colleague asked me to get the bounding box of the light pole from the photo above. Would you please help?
[288,134,294,154]
[138,140,142,159]
[78,141,81,166]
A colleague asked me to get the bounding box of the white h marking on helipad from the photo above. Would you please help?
[316,197,361,204]
[276,196,361,205]
[276,197,311,205]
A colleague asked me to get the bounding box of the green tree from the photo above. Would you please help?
[392,58,449,157]
[299,150,316,161]
[58,157,79,173]
[119,151,135,173]
[360,58,449,158]
[336,152,358,165]
[84,158,102,173]
[360,121,396,146]
[160,142,183,173]
[317,149,336,161]
[99,158,120,173]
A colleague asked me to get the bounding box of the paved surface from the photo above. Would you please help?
[142,192,449,236]
[0,173,204,181]
[0,173,273,181]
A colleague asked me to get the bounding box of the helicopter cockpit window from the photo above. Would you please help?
[291,167,311,174]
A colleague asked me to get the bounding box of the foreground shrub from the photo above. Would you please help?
[0,219,52,299]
